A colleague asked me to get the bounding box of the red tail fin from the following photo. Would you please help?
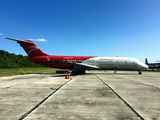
[18,40,48,57]
[4,37,48,58]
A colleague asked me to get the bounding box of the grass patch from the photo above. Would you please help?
[0,67,58,77]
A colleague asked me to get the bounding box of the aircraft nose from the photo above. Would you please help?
[141,63,148,70]
[144,64,148,69]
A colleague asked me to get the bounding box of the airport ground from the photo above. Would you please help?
[0,70,159,120]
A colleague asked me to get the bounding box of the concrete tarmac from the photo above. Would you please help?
[0,71,159,120]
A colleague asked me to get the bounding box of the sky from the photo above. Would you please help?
[0,0,160,63]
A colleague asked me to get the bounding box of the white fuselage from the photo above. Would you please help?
[82,57,148,71]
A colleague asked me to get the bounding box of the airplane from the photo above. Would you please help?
[4,37,148,75]
[145,58,160,69]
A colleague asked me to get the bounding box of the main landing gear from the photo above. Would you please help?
[71,69,86,75]
[71,65,86,75]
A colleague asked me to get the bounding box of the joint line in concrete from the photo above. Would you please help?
[18,80,70,120]
[94,73,145,120]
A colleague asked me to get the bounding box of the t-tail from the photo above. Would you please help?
[145,58,149,65]
[4,37,48,58]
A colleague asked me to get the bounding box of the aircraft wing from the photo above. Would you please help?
[75,62,99,69]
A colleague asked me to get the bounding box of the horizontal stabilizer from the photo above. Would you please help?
[4,37,47,57]
[75,62,99,69]
[4,37,32,43]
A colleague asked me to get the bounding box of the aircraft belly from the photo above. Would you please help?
[98,63,136,70]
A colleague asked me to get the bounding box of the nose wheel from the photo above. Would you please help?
[138,71,142,74]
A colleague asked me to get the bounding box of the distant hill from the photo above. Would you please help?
[0,50,43,68]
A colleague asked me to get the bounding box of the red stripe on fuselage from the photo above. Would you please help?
[28,55,94,69]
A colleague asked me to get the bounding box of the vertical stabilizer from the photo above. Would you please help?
[145,58,149,65]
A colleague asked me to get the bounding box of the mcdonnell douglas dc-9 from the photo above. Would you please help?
[4,37,148,75]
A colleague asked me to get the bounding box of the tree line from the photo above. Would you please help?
[0,50,43,68]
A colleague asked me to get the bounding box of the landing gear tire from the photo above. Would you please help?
[138,71,142,74]
[71,69,86,75]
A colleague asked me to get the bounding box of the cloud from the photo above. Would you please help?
[0,33,4,36]
[28,38,47,42]
[35,39,47,42]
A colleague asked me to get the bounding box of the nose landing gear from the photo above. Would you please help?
[138,71,142,74]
